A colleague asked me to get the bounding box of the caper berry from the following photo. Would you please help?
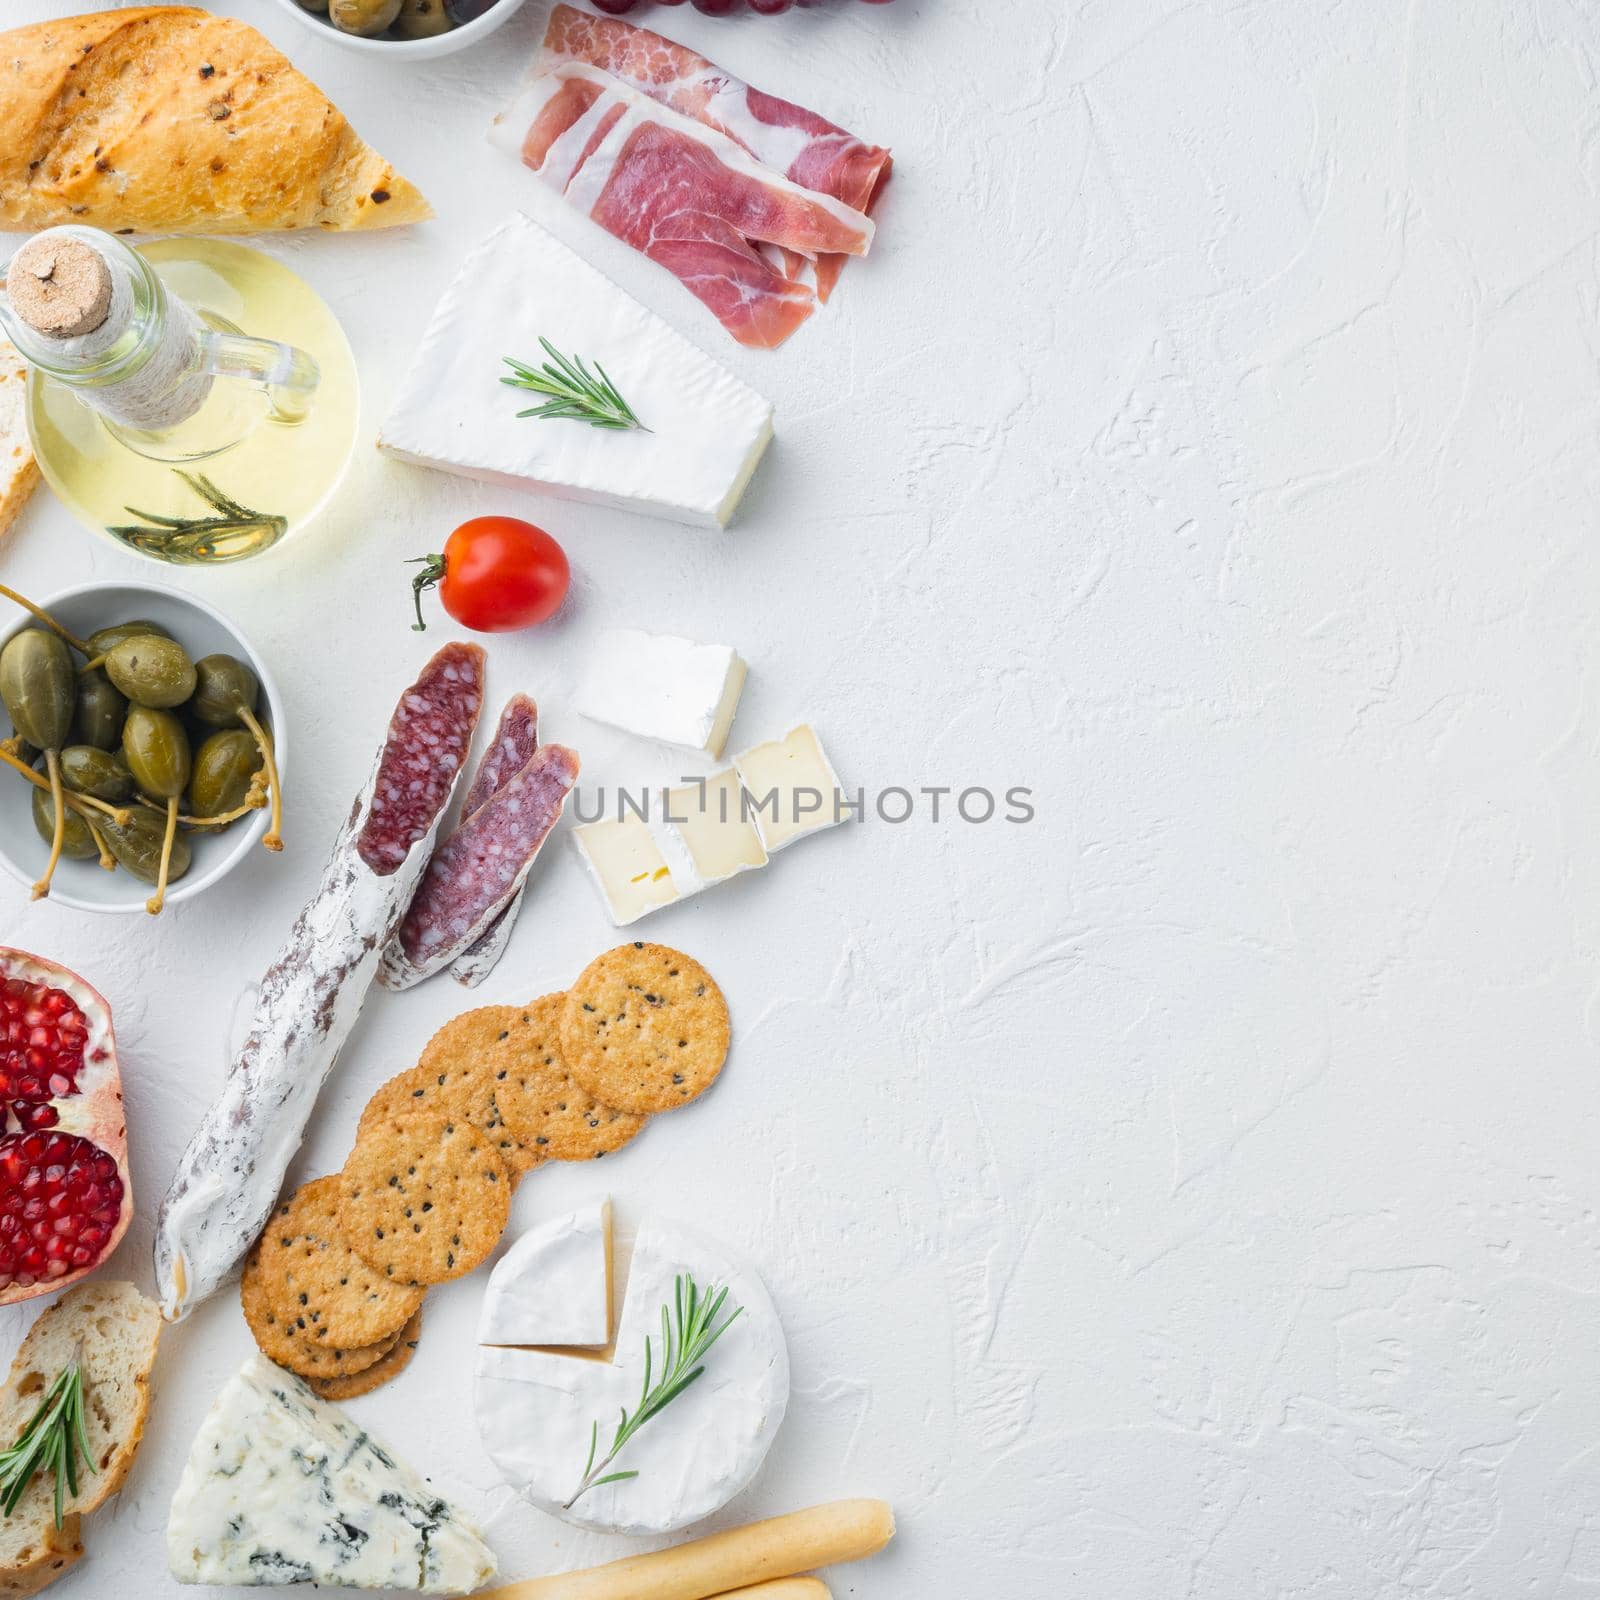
[59,744,135,804]
[188,729,259,823]
[86,620,172,657]
[191,655,260,729]
[104,635,197,710]
[122,705,191,801]
[99,809,191,886]
[30,788,98,861]
[0,629,74,751]
[71,667,127,751]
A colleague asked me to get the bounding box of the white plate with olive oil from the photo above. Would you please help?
[0,582,286,915]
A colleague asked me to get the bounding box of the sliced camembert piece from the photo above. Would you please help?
[475,1213,788,1536]
[167,1354,497,1594]
[577,628,747,756]
[734,725,847,853]
[573,813,681,925]
[655,769,768,894]
[379,213,773,529]
[480,1200,613,1349]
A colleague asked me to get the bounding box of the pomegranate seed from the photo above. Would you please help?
[0,1132,123,1291]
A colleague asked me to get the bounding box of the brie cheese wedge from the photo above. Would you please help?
[733,724,848,852]
[578,628,748,756]
[379,214,774,529]
[475,1212,788,1536]
[480,1199,613,1349]
[573,812,681,925]
[168,1354,496,1594]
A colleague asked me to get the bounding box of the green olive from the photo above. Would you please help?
[122,706,191,801]
[30,788,98,861]
[104,635,197,710]
[70,668,128,751]
[86,620,172,657]
[59,744,134,804]
[188,729,259,822]
[190,655,260,729]
[393,0,452,36]
[99,809,191,886]
[0,629,74,751]
[329,0,401,34]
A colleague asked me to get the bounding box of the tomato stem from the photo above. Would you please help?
[407,555,447,632]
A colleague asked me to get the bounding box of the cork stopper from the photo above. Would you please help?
[7,235,114,339]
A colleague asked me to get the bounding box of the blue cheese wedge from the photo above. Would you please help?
[378,214,774,529]
[167,1354,497,1594]
[578,628,747,756]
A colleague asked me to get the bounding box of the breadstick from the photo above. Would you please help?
[709,1582,831,1600]
[481,1499,893,1600]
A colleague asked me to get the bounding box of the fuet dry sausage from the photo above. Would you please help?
[378,738,579,991]
[152,643,485,1320]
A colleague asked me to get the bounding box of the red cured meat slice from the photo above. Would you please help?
[357,643,485,875]
[541,4,891,301]
[381,744,580,990]
[460,695,540,818]
[507,66,869,348]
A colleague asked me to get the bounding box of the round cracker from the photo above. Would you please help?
[308,1306,424,1402]
[494,993,648,1161]
[560,944,730,1115]
[242,1255,409,1381]
[241,1176,424,1360]
[362,1016,542,1181]
[339,1110,511,1286]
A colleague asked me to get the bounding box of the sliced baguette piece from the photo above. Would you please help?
[0,344,39,546]
[0,1281,162,1595]
[0,8,430,234]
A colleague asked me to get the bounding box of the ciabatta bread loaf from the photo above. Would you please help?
[0,7,430,233]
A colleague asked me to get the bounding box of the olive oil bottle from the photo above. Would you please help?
[6,233,358,564]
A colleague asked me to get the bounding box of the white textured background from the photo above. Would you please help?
[2,0,1597,1594]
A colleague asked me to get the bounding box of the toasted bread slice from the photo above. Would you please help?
[0,344,39,545]
[0,1281,161,1594]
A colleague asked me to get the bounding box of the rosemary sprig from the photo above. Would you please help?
[502,340,648,432]
[565,1274,742,1510]
[107,472,288,563]
[0,1358,96,1529]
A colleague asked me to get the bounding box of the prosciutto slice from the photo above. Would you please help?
[540,3,891,301]
[494,62,873,349]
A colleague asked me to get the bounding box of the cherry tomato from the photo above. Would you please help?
[409,516,570,633]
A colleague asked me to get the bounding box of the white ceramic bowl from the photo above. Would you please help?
[269,0,531,60]
[0,582,286,915]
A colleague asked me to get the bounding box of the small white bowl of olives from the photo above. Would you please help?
[0,581,286,916]
[272,0,529,57]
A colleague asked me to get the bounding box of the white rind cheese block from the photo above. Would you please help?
[475,1216,788,1536]
[573,812,681,925]
[480,1200,612,1348]
[733,724,847,852]
[573,728,845,924]
[578,628,748,756]
[379,214,774,529]
[167,1354,497,1594]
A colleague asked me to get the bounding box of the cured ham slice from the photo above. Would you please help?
[494,63,873,349]
[541,3,891,301]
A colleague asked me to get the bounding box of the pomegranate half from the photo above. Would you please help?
[0,950,131,1303]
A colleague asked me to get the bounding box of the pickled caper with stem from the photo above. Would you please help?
[99,809,191,892]
[1,628,77,899]
[394,0,452,36]
[190,654,281,851]
[60,745,135,804]
[71,667,127,751]
[187,729,264,829]
[122,706,191,914]
[104,635,197,710]
[31,788,99,862]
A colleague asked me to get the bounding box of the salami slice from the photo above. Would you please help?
[358,645,486,874]
[447,696,539,989]
[379,743,579,992]
[153,644,485,1321]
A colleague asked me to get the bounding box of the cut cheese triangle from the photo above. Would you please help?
[167,1354,496,1594]
[479,1199,615,1352]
